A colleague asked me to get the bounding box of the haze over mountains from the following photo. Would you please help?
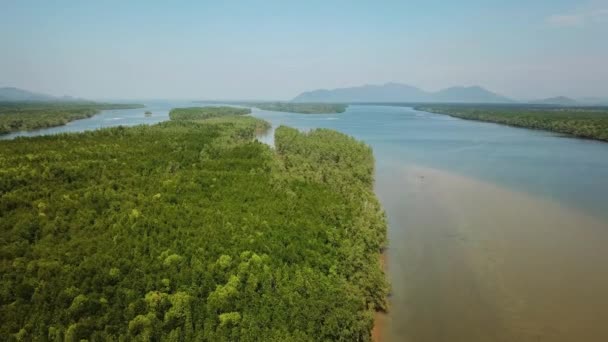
[531,96,578,106]
[2,85,607,106]
[292,83,514,103]
[292,83,608,105]
[529,96,608,106]
[0,87,84,102]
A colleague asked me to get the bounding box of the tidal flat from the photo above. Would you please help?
[377,164,608,342]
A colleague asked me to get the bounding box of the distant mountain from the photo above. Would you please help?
[432,86,513,103]
[0,87,55,101]
[292,83,514,103]
[578,97,608,106]
[0,87,85,102]
[292,83,431,103]
[531,96,578,106]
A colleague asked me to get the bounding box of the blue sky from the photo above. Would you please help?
[1,0,607,100]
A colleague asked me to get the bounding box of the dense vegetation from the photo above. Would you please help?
[190,101,348,114]
[169,106,269,136]
[0,102,144,134]
[168,106,251,121]
[192,102,348,114]
[417,104,608,142]
[0,109,387,340]
[246,102,348,114]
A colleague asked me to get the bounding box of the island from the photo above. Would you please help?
[194,101,348,114]
[0,102,144,134]
[0,106,387,341]
[248,102,348,114]
[416,104,608,142]
[169,106,251,120]
[144,110,152,117]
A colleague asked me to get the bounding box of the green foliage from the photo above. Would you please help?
[0,102,144,134]
[0,111,387,340]
[246,102,348,114]
[201,115,271,137]
[169,106,251,121]
[417,105,608,142]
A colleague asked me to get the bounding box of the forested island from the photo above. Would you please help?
[169,106,251,120]
[0,106,387,340]
[0,102,144,134]
[248,102,348,114]
[417,104,608,142]
[194,101,348,114]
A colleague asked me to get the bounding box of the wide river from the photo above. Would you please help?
[3,103,608,341]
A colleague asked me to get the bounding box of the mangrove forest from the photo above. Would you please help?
[0,106,387,341]
[417,104,608,142]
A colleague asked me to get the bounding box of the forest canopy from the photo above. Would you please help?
[168,106,251,121]
[193,102,348,114]
[417,104,608,142]
[0,102,144,134]
[244,102,348,114]
[0,108,387,341]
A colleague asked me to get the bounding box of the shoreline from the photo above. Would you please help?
[414,106,608,144]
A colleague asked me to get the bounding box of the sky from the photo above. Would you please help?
[1,0,607,100]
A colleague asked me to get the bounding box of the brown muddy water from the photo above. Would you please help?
[376,165,608,342]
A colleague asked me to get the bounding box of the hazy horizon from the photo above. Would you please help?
[1,0,607,100]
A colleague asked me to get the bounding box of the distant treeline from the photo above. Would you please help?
[248,102,348,114]
[0,106,387,340]
[417,104,608,142]
[0,102,144,134]
[194,101,348,114]
[169,106,251,121]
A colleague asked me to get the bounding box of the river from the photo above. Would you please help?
[3,103,608,341]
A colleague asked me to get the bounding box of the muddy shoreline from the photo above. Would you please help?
[372,252,388,342]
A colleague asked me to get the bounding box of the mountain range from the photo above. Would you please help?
[292,83,514,103]
[292,83,608,105]
[1,85,606,106]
